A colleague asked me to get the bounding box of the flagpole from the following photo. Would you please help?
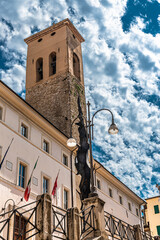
[25,156,39,187]
[30,156,39,178]
[23,156,39,201]
[0,138,14,169]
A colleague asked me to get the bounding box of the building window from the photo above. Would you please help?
[21,124,28,138]
[18,163,26,188]
[64,189,68,210]
[49,52,56,76]
[73,53,80,80]
[154,205,159,214]
[97,179,101,190]
[128,202,132,211]
[109,188,113,198]
[119,196,123,205]
[157,225,160,236]
[63,154,68,166]
[43,140,49,153]
[14,215,27,240]
[0,107,3,120]
[36,58,43,82]
[43,177,49,193]
[136,208,139,216]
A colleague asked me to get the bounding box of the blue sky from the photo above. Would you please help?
[0,0,160,199]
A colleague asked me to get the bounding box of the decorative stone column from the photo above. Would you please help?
[67,207,80,240]
[36,194,52,240]
[82,196,108,240]
[134,225,142,240]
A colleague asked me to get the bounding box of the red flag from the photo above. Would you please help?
[52,170,60,196]
[24,178,31,201]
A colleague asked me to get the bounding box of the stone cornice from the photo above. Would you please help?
[24,18,85,44]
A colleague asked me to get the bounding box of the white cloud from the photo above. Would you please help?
[0,0,160,199]
[1,64,25,93]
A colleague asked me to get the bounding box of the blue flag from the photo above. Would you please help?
[0,138,14,169]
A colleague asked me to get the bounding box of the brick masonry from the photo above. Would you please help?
[26,71,86,139]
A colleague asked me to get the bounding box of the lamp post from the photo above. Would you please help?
[67,100,119,196]
[2,198,15,214]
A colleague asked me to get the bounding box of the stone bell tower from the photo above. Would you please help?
[25,19,86,137]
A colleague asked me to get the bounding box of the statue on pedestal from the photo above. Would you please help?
[75,97,90,208]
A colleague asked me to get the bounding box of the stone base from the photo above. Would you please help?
[88,192,98,198]
[82,195,109,240]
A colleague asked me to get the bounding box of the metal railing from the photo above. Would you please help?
[0,199,41,240]
[52,205,68,240]
[79,205,96,240]
[104,211,135,240]
[141,231,154,240]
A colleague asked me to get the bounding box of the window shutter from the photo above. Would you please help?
[154,205,159,214]
[157,225,160,236]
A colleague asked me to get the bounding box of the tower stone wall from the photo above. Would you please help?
[25,19,86,139]
[26,71,86,137]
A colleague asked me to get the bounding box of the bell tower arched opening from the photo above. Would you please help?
[49,52,56,76]
[73,53,80,81]
[36,58,43,82]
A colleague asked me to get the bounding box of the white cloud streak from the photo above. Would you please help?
[0,0,160,198]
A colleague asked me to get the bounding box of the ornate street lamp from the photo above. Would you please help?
[67,100,119,195]
[66,138,77,148]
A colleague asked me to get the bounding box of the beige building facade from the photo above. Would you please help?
[144,196,160,237]
[0,19,145,239]
[0,81,75,211]
[0,80,144,226]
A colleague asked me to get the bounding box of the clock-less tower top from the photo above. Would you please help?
[25,19,86,137]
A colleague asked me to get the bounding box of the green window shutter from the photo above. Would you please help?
[154,205,159,214]
[157,226,160,236]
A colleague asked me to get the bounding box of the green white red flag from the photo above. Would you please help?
[24,156,39,201]
[52,170,60,197]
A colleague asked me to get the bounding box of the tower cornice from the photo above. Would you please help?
[24,18,85,44]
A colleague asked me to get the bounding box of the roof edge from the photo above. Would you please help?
[24,18,85,44]
[0,80,69,140]
[94,158,145,204]
[145,195,160,201]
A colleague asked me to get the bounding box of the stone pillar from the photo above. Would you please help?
[82,196,108,240]
[36,194,52,240]
[134,225,142,240]
[67,207,80,240]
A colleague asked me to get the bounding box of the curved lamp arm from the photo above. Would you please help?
[2,199,15,214]
[70,114,79,138]
[67,114,88,148]
[70,115,87,137]
[91,108,116,139]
